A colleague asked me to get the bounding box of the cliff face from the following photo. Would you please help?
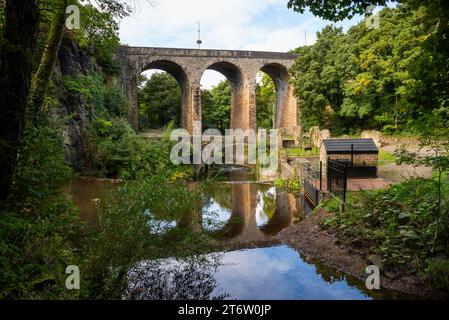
[53,37,100,172]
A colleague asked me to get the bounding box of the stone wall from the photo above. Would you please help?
[309,126,331,147]
[361,130,382,147]
[53,37,100,171]
[117,46,299,134]
[326,153,378,167]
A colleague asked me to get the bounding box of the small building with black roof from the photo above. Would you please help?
[320,138,379,178]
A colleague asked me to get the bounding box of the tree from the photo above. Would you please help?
[138,72,181,129]
[0,0,39,200]
[201,81,231,133]
[0,0,133,200]
[290,6,442,134]
[28,0,68,123]
[339,6,427,132]
[291,26,351,131]
[256,74,275,129]
[76,3,121,75]
[201,77,275,132]
[287,0,391,21]
[288,0,449,133]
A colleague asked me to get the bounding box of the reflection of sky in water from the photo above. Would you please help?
[255,186,276,227]
[203,184,279,231]
[202,199,232,231]
[211,245,371,300]
[144,209,177,235]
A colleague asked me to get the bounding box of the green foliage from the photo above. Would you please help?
[274,176,302,193]
[138,72,181,129]
[63,72,106,116]
[0,122,82,299]
[395,132,449,252]
[104,79,128,117]
[291,6,446,134]
[256,74,275,129]
[287,0,390,22]
[63,72,128,118]
[85,118,192,180]
[201,81,232,133]
[285,146,319,157]
[13,122,72,201]
[80,0,134,19]
[324,178,449,292]
[75,3,122,75]
[137,73,276,133]
[291,26,350,131]
[80,175,208,298]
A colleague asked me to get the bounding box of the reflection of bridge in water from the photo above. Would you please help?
[178,168,302,248]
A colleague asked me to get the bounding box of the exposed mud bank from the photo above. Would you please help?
[277,209,439,299]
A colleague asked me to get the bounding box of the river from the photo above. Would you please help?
[68,166,414,300]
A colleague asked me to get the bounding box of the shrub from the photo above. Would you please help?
[63,72,128,119]
[274,177,302,193]
[85,119,192,180]
[63,73,106,117]
[324,178,449,293]
[0,122,83,299]
[104,80,128,117]
[81,175,208,298]
[424,259,449,294]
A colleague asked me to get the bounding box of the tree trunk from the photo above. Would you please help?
[27,0,68,123]
[0,0,39,200]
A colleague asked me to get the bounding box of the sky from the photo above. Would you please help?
[118,0,367,88]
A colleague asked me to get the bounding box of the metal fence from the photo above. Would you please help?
[327,159,348,203]
[302,161,322,208]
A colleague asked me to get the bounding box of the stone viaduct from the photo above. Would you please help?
[116,46,299,135]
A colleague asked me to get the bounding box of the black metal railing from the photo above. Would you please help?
[327,158,348,203]
[302,161,322,208]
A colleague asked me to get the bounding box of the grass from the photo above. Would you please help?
[285,146,320,157]
[378,149,397,165]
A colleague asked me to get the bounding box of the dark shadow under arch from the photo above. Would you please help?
[206,61,244,87]
[142,60,188,88]
[260,63,290,90]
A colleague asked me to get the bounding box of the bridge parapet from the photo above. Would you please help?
[119,46,298,60]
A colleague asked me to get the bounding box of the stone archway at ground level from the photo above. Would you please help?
[116,47,299,135]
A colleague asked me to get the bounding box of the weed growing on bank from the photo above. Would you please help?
[321,177,449,295]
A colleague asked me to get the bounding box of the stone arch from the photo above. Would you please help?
[202,61,249,130]
[259,63,297,131]
[140,59,193,132]
[119,46,298,135]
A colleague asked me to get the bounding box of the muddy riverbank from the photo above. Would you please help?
[277,209,439,299]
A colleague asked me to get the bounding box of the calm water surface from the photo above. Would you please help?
[68,168,414,300]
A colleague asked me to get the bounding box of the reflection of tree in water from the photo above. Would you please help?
[258,185,276,220]
[125,256,228,300]
[299,252,418,299]
[202,183,232,210]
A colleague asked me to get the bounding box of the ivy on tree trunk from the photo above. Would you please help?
[28,0,68,123]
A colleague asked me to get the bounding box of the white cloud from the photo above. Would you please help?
[200,70,226,90]
[120,0,364,88]
[120,0,285,49]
